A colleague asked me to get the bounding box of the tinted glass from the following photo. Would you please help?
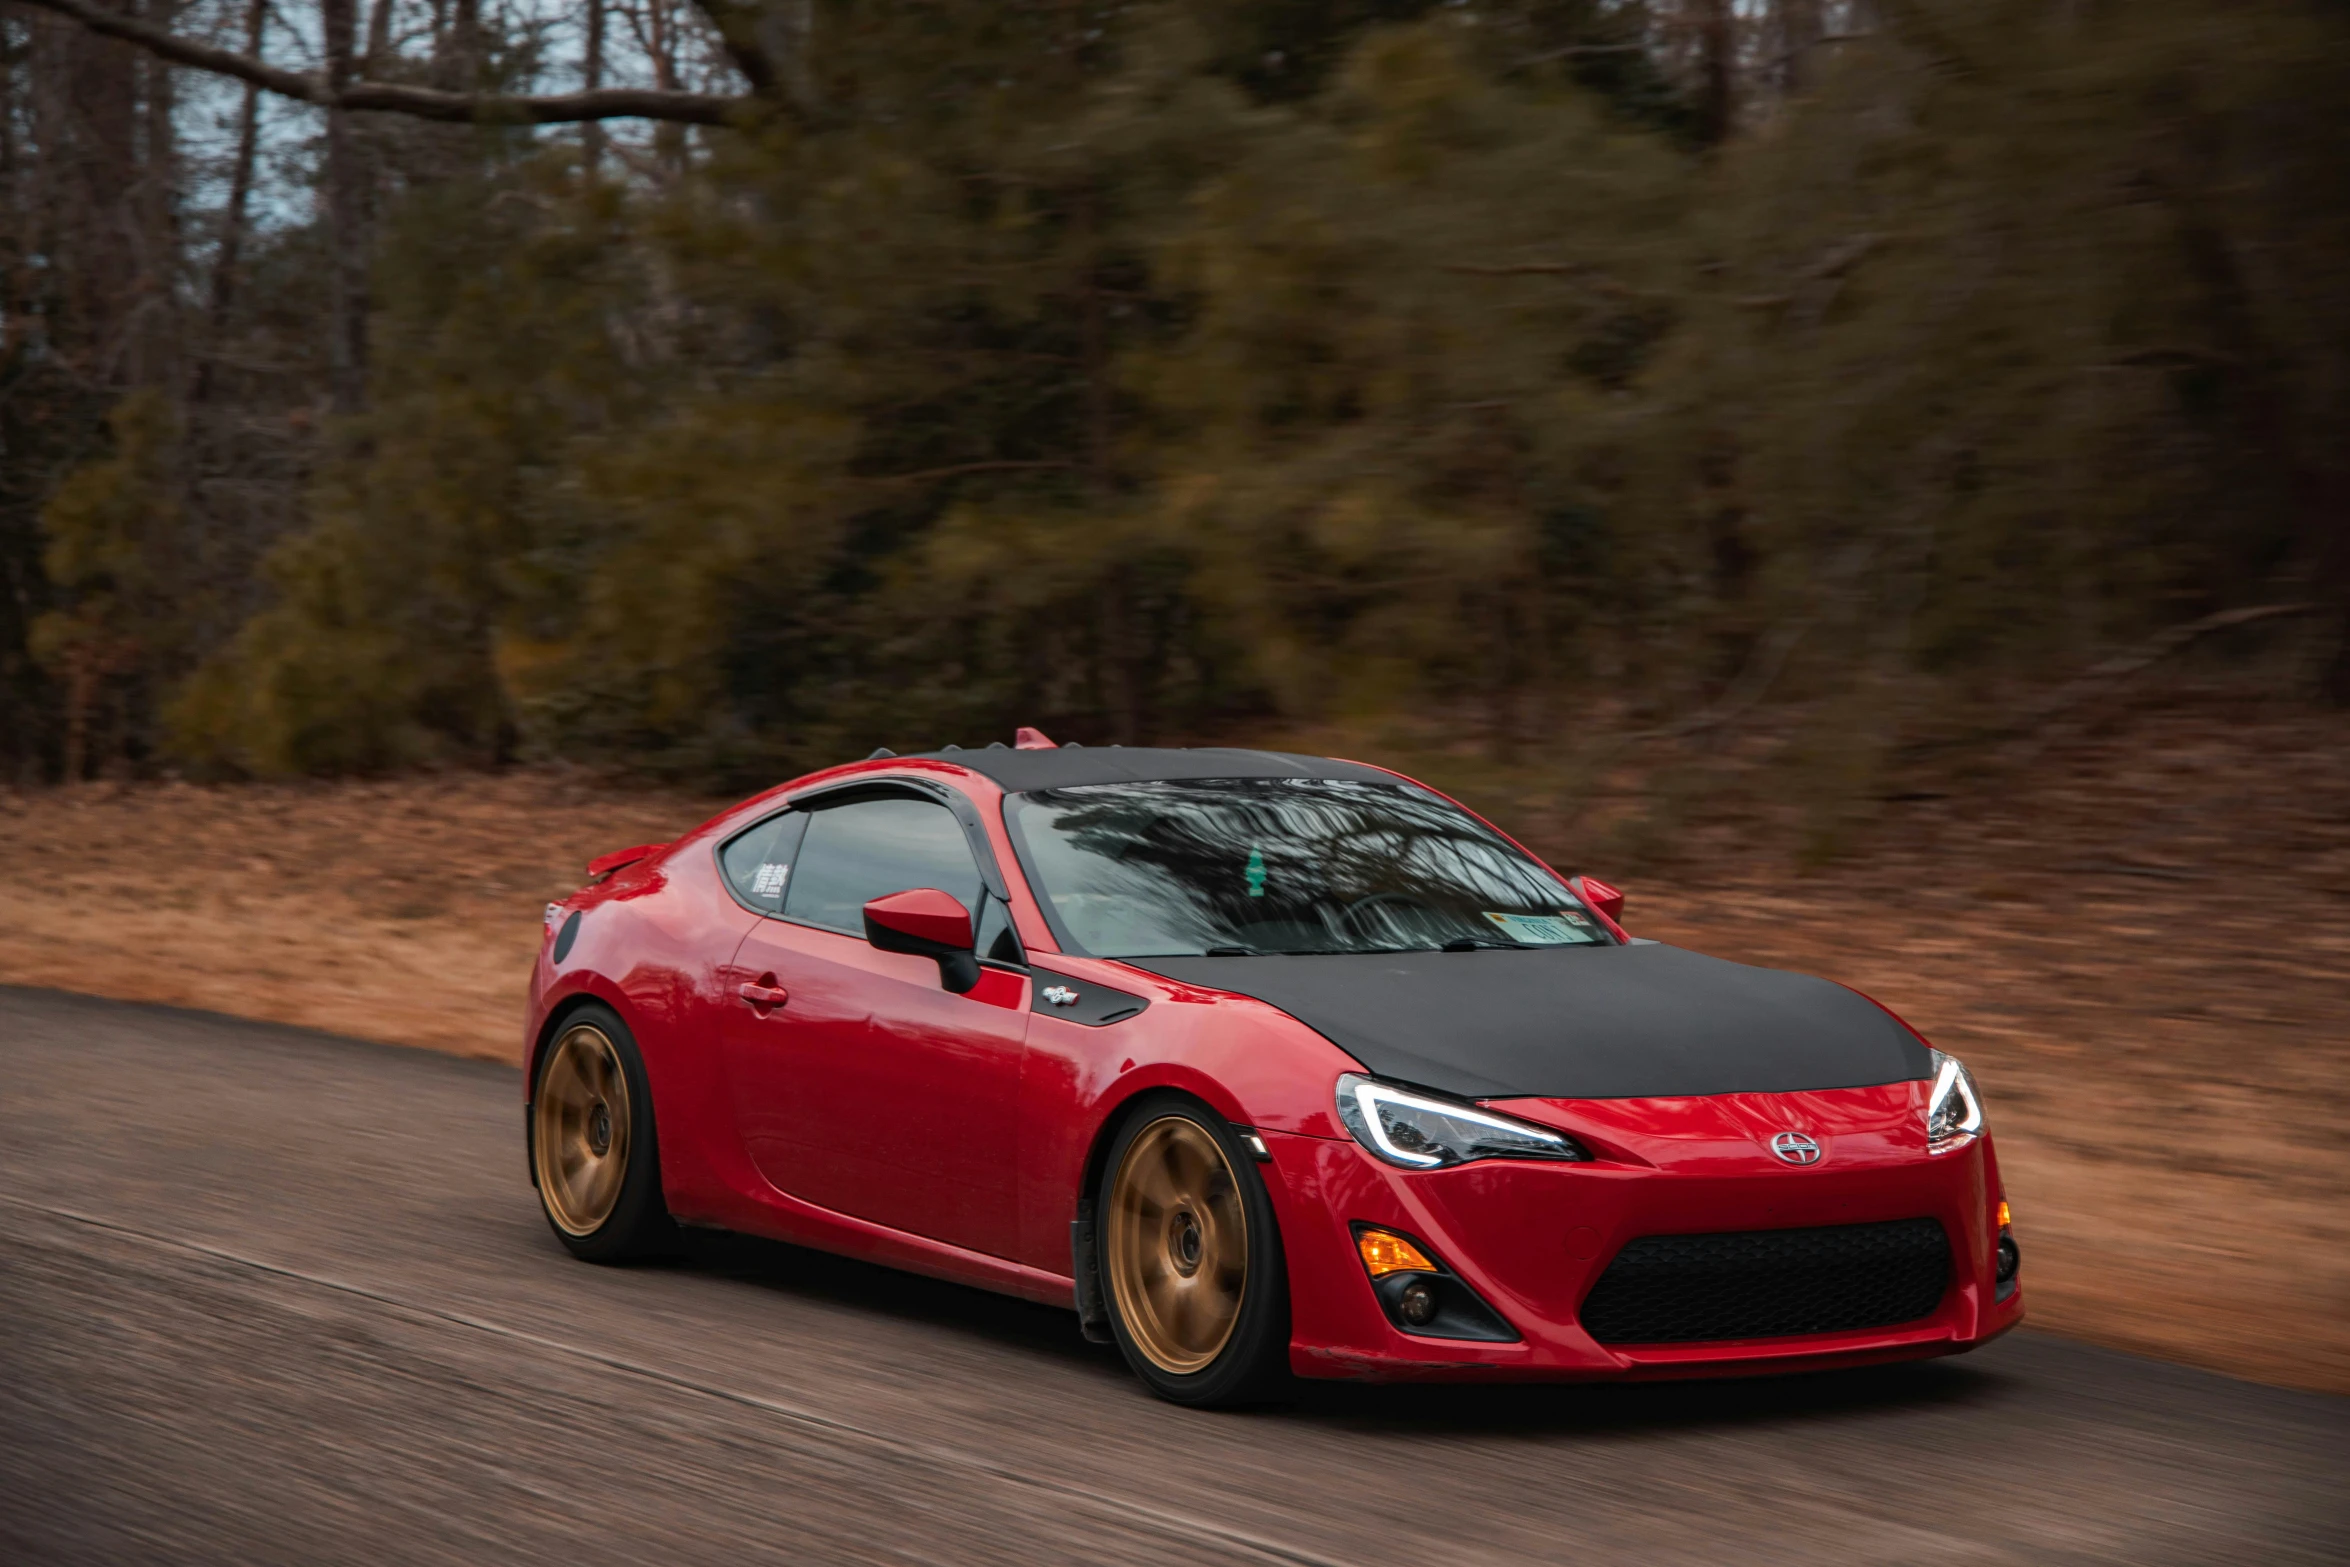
[973,894,1024,966]
[783,796,983,934]
[719,811,807,913]
[1005,778,1611,958]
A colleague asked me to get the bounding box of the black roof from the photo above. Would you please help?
[895,744,1398,793]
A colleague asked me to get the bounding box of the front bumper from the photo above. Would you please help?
[1265,1082,2024,1381]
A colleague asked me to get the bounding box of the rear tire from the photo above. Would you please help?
[1097,1092,1290,1407]
[530,1003,673,1262]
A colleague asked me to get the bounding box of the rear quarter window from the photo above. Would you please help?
[719,811,808,913]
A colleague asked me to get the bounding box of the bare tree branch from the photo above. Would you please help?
[1634,620,1812,742]
[340,79,740,124]
[1765,31,1871,72]
[1509,42,1648,73]
[24,0,316,97]
[686,0,780,102]
[1804,232,1883,281]
[1732,235,1886,314]
[862,461,1077,486]
[2011,603,2323,735]
[1442,261,1588,276]
[1439,262,1659,301]
[1897,603,2326,767]
[192,0,269,404]
[16,0,751,124]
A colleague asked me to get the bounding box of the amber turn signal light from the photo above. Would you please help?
[1357,1228,1438,1278]
[1996,1200,2012,1229]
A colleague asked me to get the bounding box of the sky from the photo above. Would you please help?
[172,0,736,243]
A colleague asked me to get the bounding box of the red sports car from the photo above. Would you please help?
[526,737,2022,1405]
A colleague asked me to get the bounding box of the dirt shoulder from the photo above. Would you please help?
[0,771,718,1061]
[3,713,2344,1392]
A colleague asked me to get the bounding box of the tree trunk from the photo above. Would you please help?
[1077,189,1110,498]
[1695,0,1735,146]
[62,1,141,388]
[193,0,266,403]
[321,0,368,414]
[362,0,392,67]
[448,0,479,84]
[134,0,183,394]
[0,10,23,365]
[582,0,605,175]
[62,651,93,787]
[1775,0,1821,96]
[775,0,813,114]
[649,0,684,178]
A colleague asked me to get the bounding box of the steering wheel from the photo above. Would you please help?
[1337,892,1441,938]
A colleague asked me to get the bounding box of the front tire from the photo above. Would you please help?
[1098,1093,1290,1407]
[530,1004,673,1262]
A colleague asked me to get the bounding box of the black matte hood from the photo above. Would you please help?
[1127,943,1931,1101]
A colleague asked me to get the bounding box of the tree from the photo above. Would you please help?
[190,0,268,405]
[30,390,187,781]
[15,0,795,420]
[15,0,765,124]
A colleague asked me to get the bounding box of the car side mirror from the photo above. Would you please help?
[1570,874,1626,925]
[863,888,981,994]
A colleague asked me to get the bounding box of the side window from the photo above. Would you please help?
[719,811,808,913]
[783,796,983,935]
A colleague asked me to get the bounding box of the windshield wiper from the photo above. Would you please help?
[1204,944,1263,957]
[1441,936,1518,951]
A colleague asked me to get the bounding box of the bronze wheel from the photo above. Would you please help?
[1104,1114,1249,1375]
[533,1020,634,1237]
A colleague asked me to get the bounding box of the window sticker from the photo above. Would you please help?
[1481,910,1593,945]
[752,862,790,901]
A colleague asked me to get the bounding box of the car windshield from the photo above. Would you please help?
[1003,778,1614,958]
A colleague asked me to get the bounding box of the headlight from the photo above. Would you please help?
[1335,1073,1590,1169]
[1924,1049,1985,1154]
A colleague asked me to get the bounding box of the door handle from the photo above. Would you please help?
[738,979,789,1011]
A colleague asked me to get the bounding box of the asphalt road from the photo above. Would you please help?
[1,987,2342,1566]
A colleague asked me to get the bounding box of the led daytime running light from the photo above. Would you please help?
[1347,1079,1446,1167]
[1334,1073,1589,1169]
[1925,1049,1985,1154]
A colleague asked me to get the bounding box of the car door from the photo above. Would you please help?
[718,786,1031,1260]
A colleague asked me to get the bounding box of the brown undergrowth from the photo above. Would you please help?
[2,706,2343,1392]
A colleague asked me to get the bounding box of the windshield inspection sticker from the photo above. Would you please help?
[1482,910,1594,946]
[752,862,790,900]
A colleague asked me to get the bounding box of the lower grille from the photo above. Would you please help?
[1579,1218,1951,1345]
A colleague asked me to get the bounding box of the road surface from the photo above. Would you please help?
[1,986,2341,1565]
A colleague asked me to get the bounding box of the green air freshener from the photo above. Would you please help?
[1245,848,1267,897]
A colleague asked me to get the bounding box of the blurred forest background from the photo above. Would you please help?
[4,0,2346,857]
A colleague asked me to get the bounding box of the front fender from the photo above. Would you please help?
[1014,961,1364,1273]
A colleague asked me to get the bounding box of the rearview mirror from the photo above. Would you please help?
[1570,874,1625,925]
[863,888,981,994]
